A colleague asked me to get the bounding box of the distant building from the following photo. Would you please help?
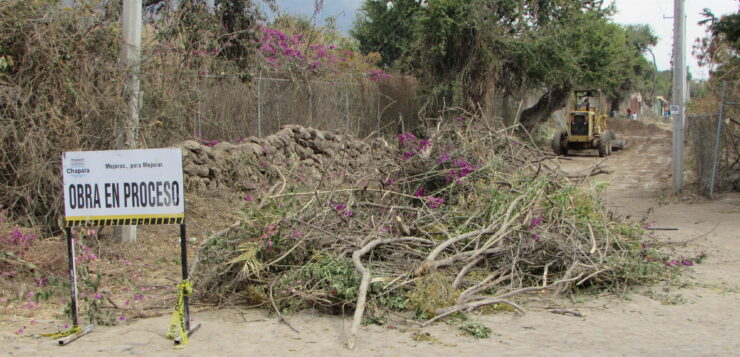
[655,96,669,117]
[628,92,643,119]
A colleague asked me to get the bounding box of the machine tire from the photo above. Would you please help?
[612,139,625,151]
[551,130,569,156]
[598,132,610,157]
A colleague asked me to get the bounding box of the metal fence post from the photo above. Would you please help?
[709,81,728,198]
[308,84,313,128]
[377,87,381,136]
[195,75,202,137]
[345,80,350,132]
[257,71,262,137]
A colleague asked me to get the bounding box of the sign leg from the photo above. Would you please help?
[179,223,190,331]
[65,227,79,326]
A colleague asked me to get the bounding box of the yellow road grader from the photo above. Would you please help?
[551,90,624,157]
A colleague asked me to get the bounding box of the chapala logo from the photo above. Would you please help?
[66,158,90,176]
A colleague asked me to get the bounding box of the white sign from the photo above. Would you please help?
[670,105,681,115]
[62,148,184,226]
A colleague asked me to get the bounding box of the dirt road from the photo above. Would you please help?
[556,119,676,216]
[3,121,739,356]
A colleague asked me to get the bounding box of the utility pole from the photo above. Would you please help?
[671,0,686,193]
[116,0,142,243]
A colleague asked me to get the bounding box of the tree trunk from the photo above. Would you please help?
[609,96,622,114]
[462,57,491,112]
[518,86,571,133]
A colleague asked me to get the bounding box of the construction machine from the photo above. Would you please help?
[551,90,624,157]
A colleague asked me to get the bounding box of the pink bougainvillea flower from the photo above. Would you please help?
[416,139,431,151]
[528,217,542,230]
[427,196,445,209]
[398,133,416,147]
[368,68,391,81]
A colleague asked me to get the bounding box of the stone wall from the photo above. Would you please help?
[179,125,397,192]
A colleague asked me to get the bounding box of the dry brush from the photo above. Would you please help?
[190,114,675,348]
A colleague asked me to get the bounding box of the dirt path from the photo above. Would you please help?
[3,122,739,356]
[555,120,675,216]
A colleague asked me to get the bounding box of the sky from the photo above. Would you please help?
[610,0,738,79]
[274,0,738,79]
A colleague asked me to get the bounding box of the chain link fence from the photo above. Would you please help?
[687,80,740,196]
[192,74,422,141]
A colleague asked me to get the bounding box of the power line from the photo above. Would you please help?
[657,0,671,19]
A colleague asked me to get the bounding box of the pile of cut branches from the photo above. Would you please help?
[191,114,674,348]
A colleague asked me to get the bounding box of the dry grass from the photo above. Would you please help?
[0,184,244,330]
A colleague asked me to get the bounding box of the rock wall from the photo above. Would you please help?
[179,125,397,192]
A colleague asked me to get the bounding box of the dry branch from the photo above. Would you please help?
[424,277,582,326]
[547,308,584,317]
[347,237,430,349]
[189,113,669,348]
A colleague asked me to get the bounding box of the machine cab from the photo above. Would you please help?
[569,111,592,141]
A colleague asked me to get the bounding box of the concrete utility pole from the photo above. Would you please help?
[671,0,686,193]
[116,0,142,243]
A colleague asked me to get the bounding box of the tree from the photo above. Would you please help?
[606,24,658,111]
[410,0,500,109]
[351,0,423,68]
[513,13,629,131]
[351,0,655,132]
[406,0,600,112]
[156,0,275,75]
[694,8,740,81]
[213,0,269,70]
